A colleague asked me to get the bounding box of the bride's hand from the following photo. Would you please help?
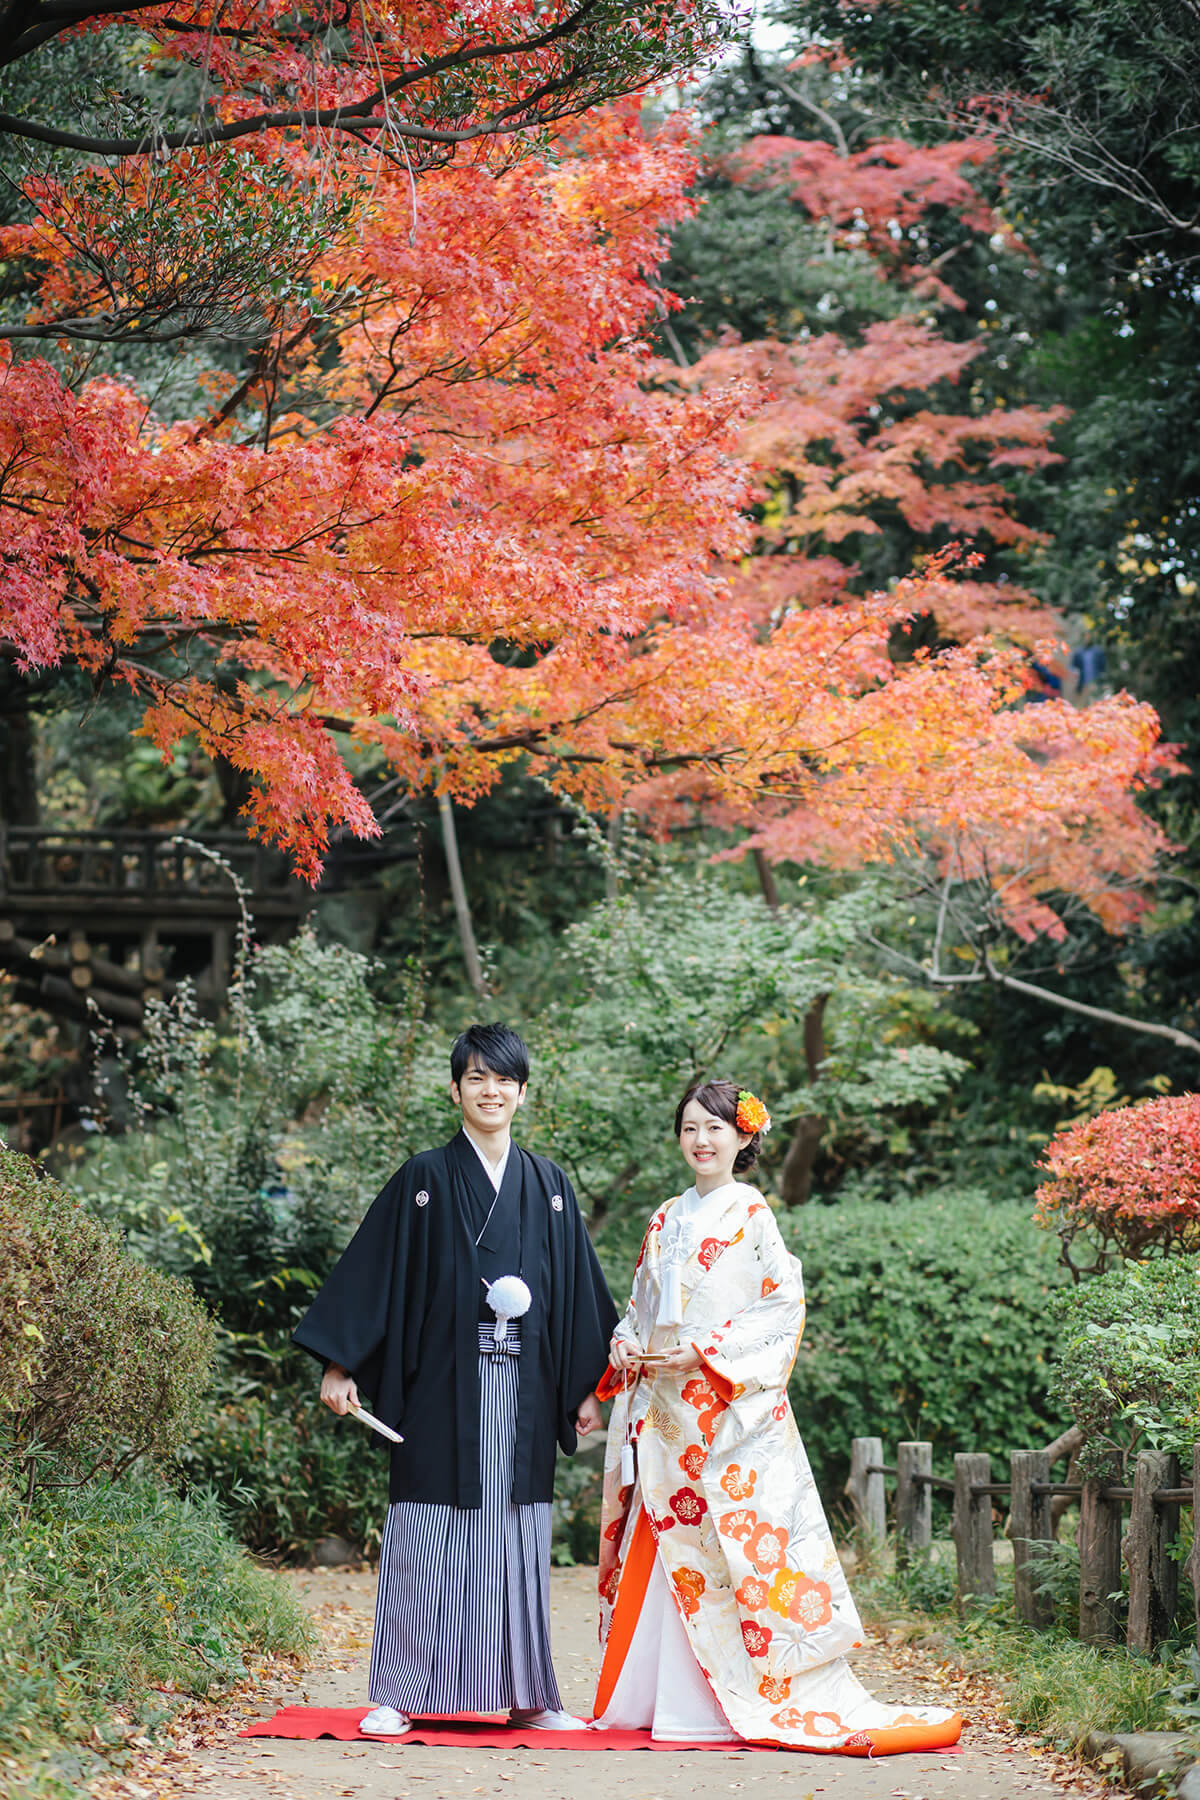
[609,1336,642,1373]
[658,1343,703,1375]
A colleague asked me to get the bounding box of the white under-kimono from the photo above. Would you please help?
[592,1180,962,1756]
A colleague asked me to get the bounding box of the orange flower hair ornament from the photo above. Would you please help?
[736,1090,771,1135]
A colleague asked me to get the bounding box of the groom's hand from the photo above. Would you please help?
[575,1393,604,1436]
[321,1365,360,1415]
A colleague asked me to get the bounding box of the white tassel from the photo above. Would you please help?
[659,1265,683,1326]
[620,1441,636,1486]
[483,1273,532,1342]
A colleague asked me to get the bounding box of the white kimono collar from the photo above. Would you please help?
[657,1181,746,1326]
[669,1179,743,1217]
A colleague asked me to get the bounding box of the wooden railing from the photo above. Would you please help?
[846,1436,1200,1654]
[0,827,296,902]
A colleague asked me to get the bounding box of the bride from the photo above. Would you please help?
[590,1078,962,1755]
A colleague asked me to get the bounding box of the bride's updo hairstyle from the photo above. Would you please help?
[674,1078,762,1174]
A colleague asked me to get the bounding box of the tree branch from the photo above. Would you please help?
[944,102,1200,242]
[868,933,1200,1057]
[981,955,1200,1056]
[759,68,848,158]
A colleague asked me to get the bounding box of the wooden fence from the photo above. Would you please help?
[846,1436,1200,1654]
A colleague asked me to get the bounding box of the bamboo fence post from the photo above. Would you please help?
[895,1441,932,1568]
[1078,1461,1124,1645]
[1125,1449,1180,1655]
[951,1453,994,1601]
[1009,1449,1053,1628]
[846,1437,886,1547]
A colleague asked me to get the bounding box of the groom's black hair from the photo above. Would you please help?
[450,1022,530,1086]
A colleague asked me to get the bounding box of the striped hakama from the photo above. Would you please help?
[368,1324,562,1715]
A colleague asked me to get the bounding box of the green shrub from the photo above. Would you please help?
[0,1468,314,1800]
[895,1553,957,1614]
[0,1147,216,1494]
[77,930,447,1338]
[178,1372,390,1557]
[1050,1256,1200,1477]
[781,1190,1069,1501]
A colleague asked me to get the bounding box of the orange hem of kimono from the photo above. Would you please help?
[593,1505,656,1719]
[756,1712,966,1757]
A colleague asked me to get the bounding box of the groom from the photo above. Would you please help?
[295,1022,615,1735]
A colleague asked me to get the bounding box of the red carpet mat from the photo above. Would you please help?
[240,1707,756,1750]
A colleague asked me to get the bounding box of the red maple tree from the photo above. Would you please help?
[0,55,1177,953]
[723,131,1012,309]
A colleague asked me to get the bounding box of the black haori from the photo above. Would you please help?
[293,1130,617,1504]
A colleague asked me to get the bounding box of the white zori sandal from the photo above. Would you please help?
[359,1705,412,1737]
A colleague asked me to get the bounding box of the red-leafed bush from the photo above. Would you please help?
[1033,1094,1200,1276]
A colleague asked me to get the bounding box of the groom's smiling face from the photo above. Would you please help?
[451,1057,526,1137]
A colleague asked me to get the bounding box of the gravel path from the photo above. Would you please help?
[100,1566,1120,1800]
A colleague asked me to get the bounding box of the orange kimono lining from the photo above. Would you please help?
[594,1363,626,1405]
[594,1349,731,1406]
[594,1509,964,1757]
[593,1506,657,1719]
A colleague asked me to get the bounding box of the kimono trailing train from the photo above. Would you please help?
[594,1182,962,1755]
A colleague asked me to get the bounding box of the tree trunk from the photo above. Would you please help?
[752,848,780,911]
[1044,1425,1084,1535]
[438,791,486,1000]
[750,853,828,1207]
[780,992,829,1207]
[0,667,38,825]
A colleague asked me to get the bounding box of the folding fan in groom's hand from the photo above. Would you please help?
[346,1403,403,1445]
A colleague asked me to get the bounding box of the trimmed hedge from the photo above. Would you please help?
[780,1189,1069,1502]
[0,1147,216,1492]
